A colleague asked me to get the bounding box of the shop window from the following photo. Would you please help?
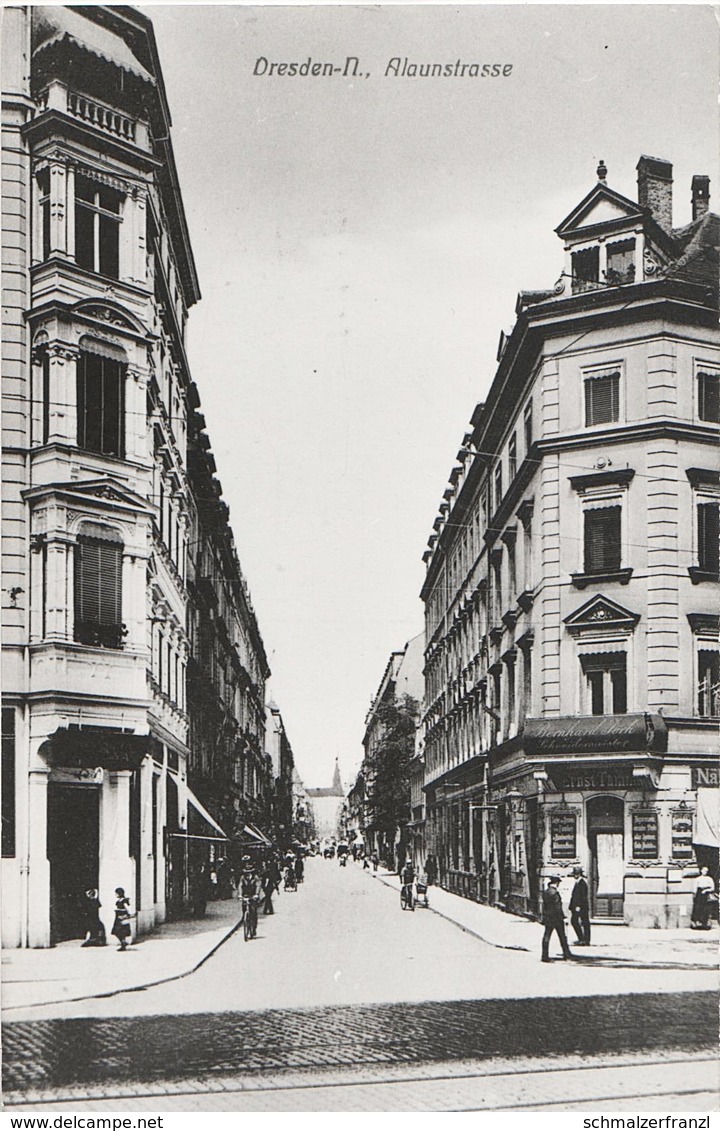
[584,506,621,573]
[697,502,720,577]
[572,246,599,293]
[698,371,720,424]
[77,352,125,458]
[75,176,123,278]
[585,370,620,426]
[74,533,124,648]
[631,810,659,859]
[606,239,636,286]
[2,706,15,858]
[582,653,627,715]
[698,650,720,718]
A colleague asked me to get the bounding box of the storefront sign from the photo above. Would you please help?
[549,768,635,792]
[550,812,577,858]
[631,811,658,859]
[692,766,719,789]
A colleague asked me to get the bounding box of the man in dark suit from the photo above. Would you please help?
[541,875,573,962]
[569,865,591,945]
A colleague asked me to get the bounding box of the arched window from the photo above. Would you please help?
[74,525,124,649]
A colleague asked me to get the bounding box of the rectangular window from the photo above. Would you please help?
[572,246,599,293]
[38,169,51,260]
[524,401,533,453]
[698,371,720,424]
[584,505,621,572]
[75,177,122,278]
[74,536,123,648]
[42,352,50,444]
[582,654,627,716]
[698,502,720,575]
[606,239,636,286]
[698,650,720,717]
[77,352,125,458]
[494,464,503,513]
[585,371,620,426]
[632,811,659,859]
[508,432,517,480]
[2,707,16,858]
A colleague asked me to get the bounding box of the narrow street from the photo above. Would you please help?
[4,859,718,1109]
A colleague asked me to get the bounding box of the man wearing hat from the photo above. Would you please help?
[541,875,573,962]
[569,865,591,945]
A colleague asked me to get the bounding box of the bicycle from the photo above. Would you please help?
[243,896,258,940]
[400,882,415,911]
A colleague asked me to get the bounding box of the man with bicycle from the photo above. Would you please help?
[240,856,261,939]
[400,857,416,910]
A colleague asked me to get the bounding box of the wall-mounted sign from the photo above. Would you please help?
[549,768,635,792]
[49,766,104,786]
[671,811,695,860]
[632,811,658,859]
[691,766,719,789]
[550,812,577,858]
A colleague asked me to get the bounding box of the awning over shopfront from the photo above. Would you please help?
[185,787,229,840]
[40,727,160,772]
[423,753,486,794]
[695,789,719,849]
[244,824,273,846]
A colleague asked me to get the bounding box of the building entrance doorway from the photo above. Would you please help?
[587,794,624,918]
[47,783,100,942]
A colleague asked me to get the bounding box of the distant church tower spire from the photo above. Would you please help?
[332,758,343,795]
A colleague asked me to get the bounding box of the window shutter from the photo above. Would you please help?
[698,502,720,574]
[75,536,123,643]
[585,373,619,426]
[584,506,621,572]
[698,373,720,423]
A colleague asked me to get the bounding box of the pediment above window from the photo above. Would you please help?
[24,477,150,514]
[556,184,644,241]
[564,593,640,637]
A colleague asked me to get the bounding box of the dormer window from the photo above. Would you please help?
[606,239,635,286]
[571,247,599,293]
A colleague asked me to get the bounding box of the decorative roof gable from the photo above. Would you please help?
[564,593,640,636]
[556,183,645,240]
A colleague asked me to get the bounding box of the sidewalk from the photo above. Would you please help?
[2,899,243,1013]
[372,868,720,969]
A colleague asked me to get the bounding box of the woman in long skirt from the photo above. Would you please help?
[111,887,132,951]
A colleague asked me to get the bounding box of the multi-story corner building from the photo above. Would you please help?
[421,157,719,927]
[291,766,315,846]
[355,634,424,863]
[0,5,271,946]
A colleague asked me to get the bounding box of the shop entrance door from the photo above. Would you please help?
[47,783,100,942]
[587,795,624,918]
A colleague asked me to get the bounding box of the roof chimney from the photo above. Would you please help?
[691,175,710,221]
[637,155,673,232]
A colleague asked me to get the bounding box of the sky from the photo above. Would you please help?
[141,3,718,789]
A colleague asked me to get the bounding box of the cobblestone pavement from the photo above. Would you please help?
[4,989,717,1097]
[6,1052,718,1112]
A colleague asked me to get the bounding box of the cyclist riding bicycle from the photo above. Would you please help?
[400,859,416,909]
[240,856,260,938]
